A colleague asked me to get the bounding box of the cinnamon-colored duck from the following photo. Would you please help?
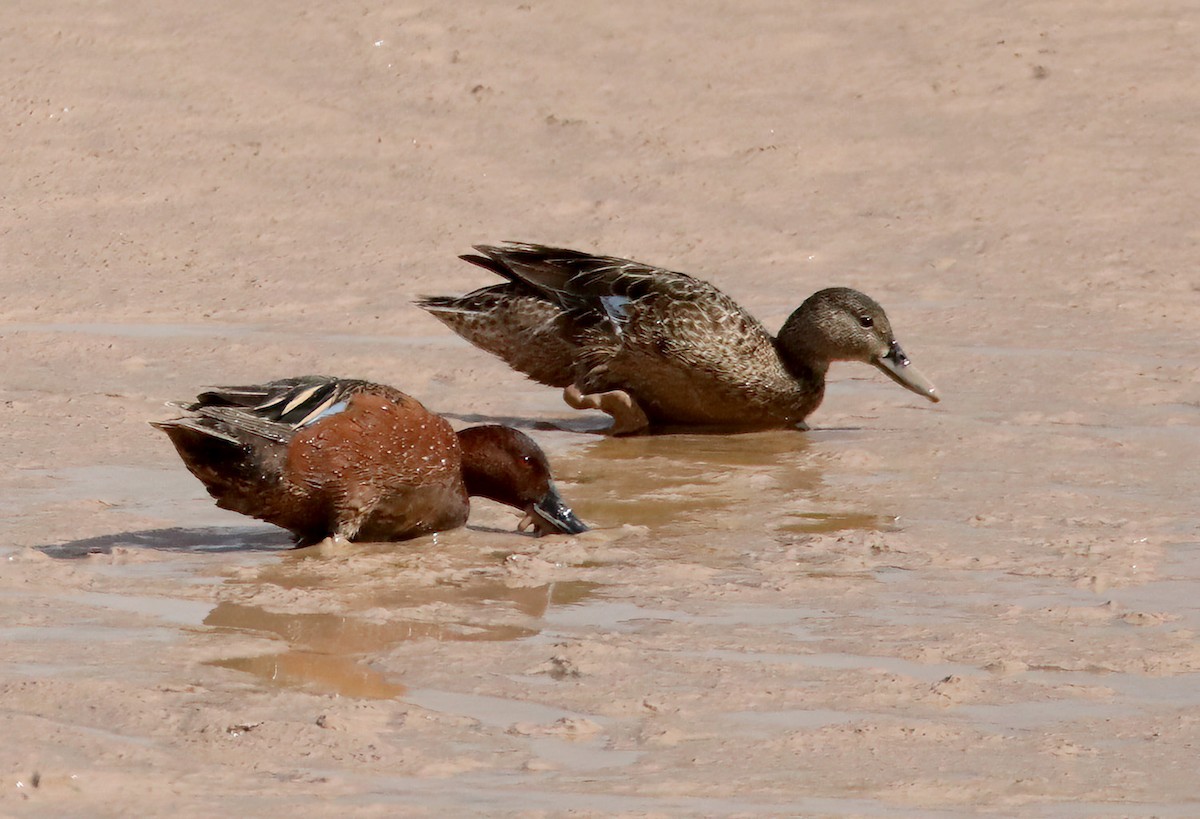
[153,376,587,545]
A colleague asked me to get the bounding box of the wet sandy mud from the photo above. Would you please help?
[3,0,1199,815]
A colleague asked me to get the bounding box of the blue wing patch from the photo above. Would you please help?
[301,399,350,427]
[600,295,633,335]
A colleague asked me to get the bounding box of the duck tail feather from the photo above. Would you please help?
[190,406,295,444]
[150,417,244,446]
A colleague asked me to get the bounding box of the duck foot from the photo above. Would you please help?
[563,385,650,435]
[310,533,355,552]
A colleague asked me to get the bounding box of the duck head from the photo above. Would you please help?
[457,425,589,535]
[778,287,939,402]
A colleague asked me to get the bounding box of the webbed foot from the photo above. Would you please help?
[563,385,650,435]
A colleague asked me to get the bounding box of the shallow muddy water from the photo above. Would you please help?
[6,308,1200,815]
[5,310,1200,815]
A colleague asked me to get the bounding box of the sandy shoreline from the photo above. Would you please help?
[4,0,1200,815]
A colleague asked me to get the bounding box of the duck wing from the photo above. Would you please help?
[157,376,398,452]
[187,376,382,429]
[468,242,719,337]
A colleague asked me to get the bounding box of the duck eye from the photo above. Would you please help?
[857,315,874,328]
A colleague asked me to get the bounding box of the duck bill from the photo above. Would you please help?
[874,342,940,403]
[525,484,589,535]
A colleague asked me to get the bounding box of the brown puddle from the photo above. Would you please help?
[194,431,877,700]
[204,580,600,699]
[582,428,815,472]
[211,651,408,699]
[575,430,823,528]
[776,511,898,535]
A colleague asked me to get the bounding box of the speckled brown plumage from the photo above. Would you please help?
[418,243,939,433]
[419,283,579,387]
